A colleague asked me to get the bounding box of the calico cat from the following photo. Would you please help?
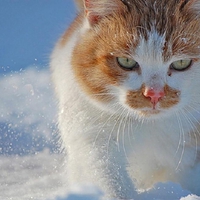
[51,0,200,199]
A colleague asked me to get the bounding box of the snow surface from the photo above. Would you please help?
[0,67,200,200]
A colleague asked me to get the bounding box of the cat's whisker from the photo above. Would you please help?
[185,105,200,136]
[127,110,134,149]
[106,104,125,155]
[122,109,131,163]
[184,105,200,130]
[175,111,186,170]
[186,104,200,124]
[116,108,127,152]
[175,112,182,157]
[91,111,107,148]
[181,108,198,163]
[91,92,118,96]
[91,93,117,102]
[92,102,123,149]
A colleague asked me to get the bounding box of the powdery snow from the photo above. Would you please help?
[0,150,199,200]
[180,196,200,200]
[0,67,199,200]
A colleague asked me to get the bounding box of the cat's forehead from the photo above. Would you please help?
[95,0,200,61]
[127,0,200,52]
[134,29,165,65]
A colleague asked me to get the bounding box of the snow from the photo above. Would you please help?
[0,1,200,199]
[0,67,199,200]
[0,68,58,155]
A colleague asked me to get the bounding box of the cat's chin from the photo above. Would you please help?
[139,109,161,116]
[135,108,167,120]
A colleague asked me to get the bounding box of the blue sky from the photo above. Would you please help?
[0,0,76,74]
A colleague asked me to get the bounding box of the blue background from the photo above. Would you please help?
[0,0,76,74]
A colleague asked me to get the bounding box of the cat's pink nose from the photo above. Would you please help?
[143,88,165,108]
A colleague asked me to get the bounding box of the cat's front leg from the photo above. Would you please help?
[66,138,136,199]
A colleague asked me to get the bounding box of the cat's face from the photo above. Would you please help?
[72,0,200,120]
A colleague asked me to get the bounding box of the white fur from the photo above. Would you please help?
[51,20,200,199]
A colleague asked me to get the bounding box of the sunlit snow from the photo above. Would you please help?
[0,67,199,200]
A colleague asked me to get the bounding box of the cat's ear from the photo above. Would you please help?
[83,0,126,26]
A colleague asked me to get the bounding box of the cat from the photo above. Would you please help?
[51,0,200,199]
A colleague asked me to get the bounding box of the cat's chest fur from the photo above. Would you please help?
[51,0,200,198]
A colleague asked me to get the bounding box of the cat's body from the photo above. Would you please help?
[51,0,200,198]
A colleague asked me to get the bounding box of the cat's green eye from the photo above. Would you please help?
[170,59,192,71]
[117,57,139,70]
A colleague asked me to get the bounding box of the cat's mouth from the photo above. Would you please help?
[139,109,161,116]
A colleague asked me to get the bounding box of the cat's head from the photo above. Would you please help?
[72,0,200,120]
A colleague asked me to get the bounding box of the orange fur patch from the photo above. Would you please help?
[160,85,180,108]
[71,15,138,103]
[126,85,152,109]
[71,49,128,102]
[126,84,180,110]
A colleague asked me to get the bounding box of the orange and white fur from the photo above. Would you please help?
[51,0,200,199]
